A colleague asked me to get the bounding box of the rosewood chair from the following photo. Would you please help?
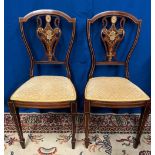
[84,11,151,149]
[8,10,77,149]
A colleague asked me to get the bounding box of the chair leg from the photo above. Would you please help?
[8,101,25,149]
[71,101,77,149]
[133,101,151,149]
[84,100,90,148]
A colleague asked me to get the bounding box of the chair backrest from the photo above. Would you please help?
[87,11,142,79]
[19,9,76,78]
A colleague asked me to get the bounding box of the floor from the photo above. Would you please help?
[4,113,151,155]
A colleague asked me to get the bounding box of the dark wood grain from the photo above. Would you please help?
[87,11,142,79]
[9,9,77,149]
[19,9,76,79]
[85,11,150,149]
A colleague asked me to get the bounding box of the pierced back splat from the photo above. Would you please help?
[87,11,142,79]
[36,15,61,61]
[101,16,126,62]
[19,10,76,78]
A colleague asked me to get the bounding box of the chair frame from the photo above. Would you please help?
[8,9,77,149]
[84,11,151,149]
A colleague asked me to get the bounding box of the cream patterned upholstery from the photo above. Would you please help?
[11,76,76,102]
[85,77,150,102]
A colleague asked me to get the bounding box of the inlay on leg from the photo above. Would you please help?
[8,101,25,149]
[84,100,90,148]
[133,101,151,149]
[71,101,77,149]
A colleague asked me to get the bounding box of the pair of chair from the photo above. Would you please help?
[8,9,150,150]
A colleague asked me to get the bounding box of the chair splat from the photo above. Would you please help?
[101,16,126,62]
[36,15,61,62]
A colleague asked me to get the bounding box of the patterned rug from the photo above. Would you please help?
[4,113,151,155]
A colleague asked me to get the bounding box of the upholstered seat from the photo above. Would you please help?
[85,77,150,102]
[11,76,76,102]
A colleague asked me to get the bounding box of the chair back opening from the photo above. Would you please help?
[87,11,142,79]
[19,9,76,78]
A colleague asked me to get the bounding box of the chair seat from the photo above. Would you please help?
[11,76,76,102]
[85,77,150,102]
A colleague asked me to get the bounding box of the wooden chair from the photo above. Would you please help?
[8,10,77,149]
[84,11,151,149]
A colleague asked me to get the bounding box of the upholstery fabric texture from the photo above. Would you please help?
[11,76,76,102]
[5,0,151,113]
[85,77,150,102]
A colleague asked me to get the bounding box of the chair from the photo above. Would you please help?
[84,11,151,149]
[8,10,77,149]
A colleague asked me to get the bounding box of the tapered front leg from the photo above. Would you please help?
[133,101,151,149]
[71,101,77,149]
[84,100,90,148]
[8,101,25,149]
